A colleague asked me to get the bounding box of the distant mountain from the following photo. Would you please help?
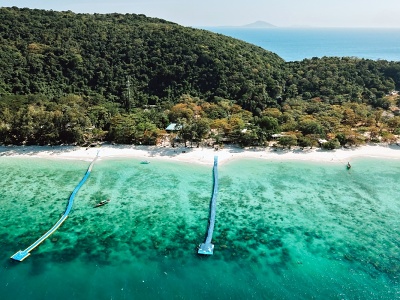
[241,21,276,28]
[214,21,276,29]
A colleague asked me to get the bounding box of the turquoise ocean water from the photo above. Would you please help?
[202,28,400,62]
[0,156,399,299]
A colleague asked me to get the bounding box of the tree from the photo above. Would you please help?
[192,118,210,146]
[168,103,194,123]
[278,135,297,149]
[387,116,400,134]
[298,118,325,136]
[297,135,314,148]
[257,116,279,140]
[237,129,259,147]
[108,114,137,144]
[321,139,340,150]
[335,132,347,146]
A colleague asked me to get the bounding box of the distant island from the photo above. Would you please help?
[241,21,277,28]
[215,21,277,28]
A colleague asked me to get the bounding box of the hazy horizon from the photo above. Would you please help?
[3,0,400,28]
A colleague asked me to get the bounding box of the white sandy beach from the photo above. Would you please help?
[0,143,399,166]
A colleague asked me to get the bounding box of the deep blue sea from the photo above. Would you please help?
[201,27,400,62]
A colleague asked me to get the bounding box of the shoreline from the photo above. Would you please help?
[1,143,399,166]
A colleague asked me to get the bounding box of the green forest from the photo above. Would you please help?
[1,7,400,148]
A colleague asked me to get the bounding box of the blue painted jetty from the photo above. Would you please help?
[11,152,99,261]
[198,156,218,255]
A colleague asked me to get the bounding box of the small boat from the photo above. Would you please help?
[140,160,150,164]
[347,162,351,169]
[94,199,110,208]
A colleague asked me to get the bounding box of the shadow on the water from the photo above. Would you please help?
[388,143,400,150]
[264,143,400,156]
[28,257,49,276]
[3,258,21,269]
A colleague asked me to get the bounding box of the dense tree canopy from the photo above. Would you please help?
[0,7,399,147]
[0,7,285,111]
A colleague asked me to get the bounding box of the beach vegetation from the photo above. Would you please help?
[297,135,315,148]
[321,139,340,150]
[277,135,298,149]
[0,7,399,148]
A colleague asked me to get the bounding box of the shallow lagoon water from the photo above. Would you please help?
[0,156,399,299]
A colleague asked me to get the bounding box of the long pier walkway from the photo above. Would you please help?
[11,152,99,261]
[198,156,219,255]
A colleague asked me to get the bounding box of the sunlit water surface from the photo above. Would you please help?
[0,156,399,299]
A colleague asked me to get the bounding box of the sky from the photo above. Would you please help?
[3,0,400,28]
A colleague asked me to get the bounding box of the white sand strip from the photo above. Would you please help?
[1,144,399,166]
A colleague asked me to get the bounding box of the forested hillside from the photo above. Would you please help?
[0,7,399,147]
[0,7,285,111]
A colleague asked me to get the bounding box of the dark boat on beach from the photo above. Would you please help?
[94,199,110,208]
[347,162,351,169]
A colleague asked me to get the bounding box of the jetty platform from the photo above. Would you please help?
[198,156,218,255]
[11,152,99,261]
